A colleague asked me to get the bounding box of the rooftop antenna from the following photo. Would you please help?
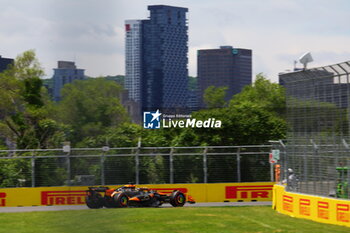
[299,52,313,70]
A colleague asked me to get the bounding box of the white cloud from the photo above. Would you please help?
[0,0,349,81]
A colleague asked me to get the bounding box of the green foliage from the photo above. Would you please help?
[22,77,44,107]
[230,73,285,115]
[203,85,228,109]
[56,78,128,143]
[5,50,45,80]
[0,50,68,149]
[86,75,125,87]
[169,75,287,147]
[0,158,31,187]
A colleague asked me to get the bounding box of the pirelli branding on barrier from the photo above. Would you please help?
[299,199,311,216]
[317,201,329,220]
[337,204,350,223]
[0,182,274,207]
[225,185,273,201]
[273,184,350,228]
[0,192,6,207]
[41,191,86,205]
[282,195,293,213]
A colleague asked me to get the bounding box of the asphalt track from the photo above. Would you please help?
[0,202,271,213]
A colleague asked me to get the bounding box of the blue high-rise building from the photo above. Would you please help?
[0,55,14,73]
[125,5,189,114]
[53,61,85,101]
[197,46,252,107]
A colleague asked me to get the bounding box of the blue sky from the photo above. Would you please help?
[0,0,349,82]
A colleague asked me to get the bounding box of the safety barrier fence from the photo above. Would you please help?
[272,139,350,199]
[0,145,273,188]
[279,61,350,199]
[273,184,350,228]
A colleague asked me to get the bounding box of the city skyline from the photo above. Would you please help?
[1,0,350,82]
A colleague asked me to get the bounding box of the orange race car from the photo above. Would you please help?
[85,184,195,208]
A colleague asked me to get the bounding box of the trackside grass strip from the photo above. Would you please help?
[0,206,349,233]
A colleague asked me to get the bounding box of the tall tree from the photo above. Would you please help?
[0,50,67,149]
[56,78,128,144]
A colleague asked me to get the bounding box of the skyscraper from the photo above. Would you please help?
[125,5,189,114]
[197,46,252,107]
[125,20,142,103]
[0,55,14,73]
[53,61,85,101]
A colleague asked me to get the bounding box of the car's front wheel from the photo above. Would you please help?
[114,193,129,208]
[170,191,186,207]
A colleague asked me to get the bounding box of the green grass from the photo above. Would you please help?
[0,206,349,233]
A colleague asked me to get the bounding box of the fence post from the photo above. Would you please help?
[101,151,105,185]
[66,150,71,186]
[279,140,287,185]
[343,139,350,197]
[270,163,274,182]
[135,147,140,185]
[31,151,35,187]
[169,147,174,184]
[237,147,241,182]
[203,147,208,183]
[311,139,318,195]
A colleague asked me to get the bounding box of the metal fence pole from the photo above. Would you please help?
[101,151,105,185]
[236,147,241,182]
[203,147,208,183]
[169,147,174,184]
[135,147,140,184]
[66,151,71,186]
[31,151,35,187]
[270,163,274,182]
[311,140,318,195]
[276,140,286,184]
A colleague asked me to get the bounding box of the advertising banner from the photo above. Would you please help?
[0,182,274,207]
[273,185,350,227]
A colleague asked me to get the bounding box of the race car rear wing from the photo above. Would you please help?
[87,187,110,192]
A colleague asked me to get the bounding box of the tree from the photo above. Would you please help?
[230,73,285,116]
[0,50,67,149]
[55,78,128,145]
[203,86,228,109]
[163,75,287,147]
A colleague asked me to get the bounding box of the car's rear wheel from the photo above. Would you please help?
[103,196,117,208]
[170,191,186,207]
[86,193,104,209]
[114,193,129,208]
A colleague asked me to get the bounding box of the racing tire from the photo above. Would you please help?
[114,193,129,208]
[170,191,186,207]
[103,196,117,208]
[86,193,104,209]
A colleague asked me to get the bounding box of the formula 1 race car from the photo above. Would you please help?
[85,184,195,209]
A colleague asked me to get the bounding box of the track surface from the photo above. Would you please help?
[0,202,271,213]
